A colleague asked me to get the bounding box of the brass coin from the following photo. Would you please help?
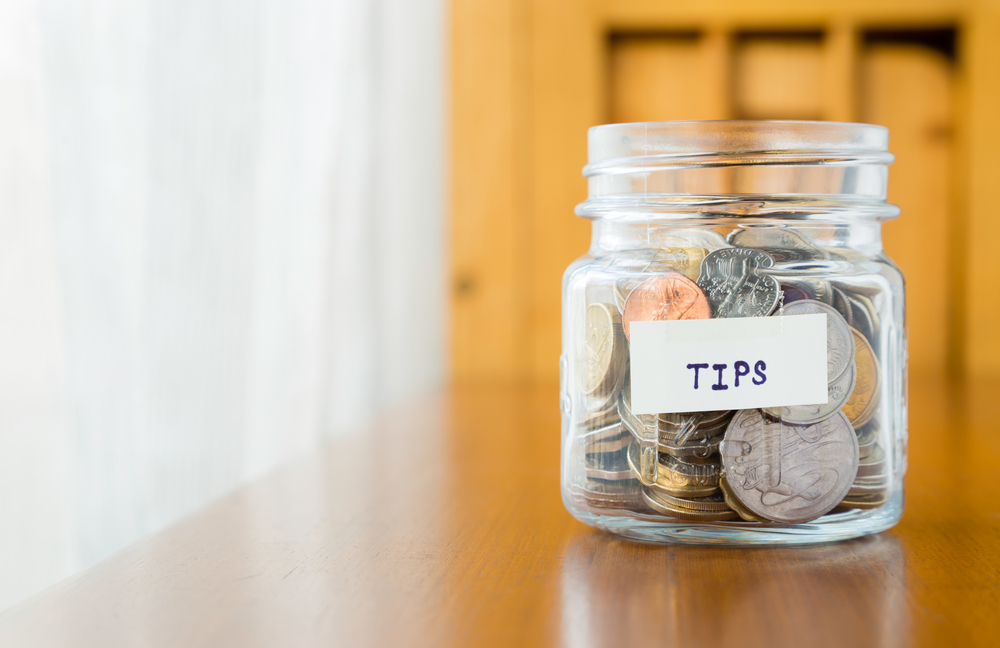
[622,272,712,339]
[642,488,739,521]
[842,327,881,429]
[650,491,732,513]
[720,474,768,522]
[664,246,707,282]
[627,438,720,497]
[838,492,888,510]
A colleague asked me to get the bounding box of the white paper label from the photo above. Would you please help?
[629,315,828,415]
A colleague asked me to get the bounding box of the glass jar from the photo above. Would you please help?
[560,121,905,544]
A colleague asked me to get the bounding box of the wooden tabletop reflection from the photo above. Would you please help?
[0,376,997,647]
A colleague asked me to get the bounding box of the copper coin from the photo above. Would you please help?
[622,272,711,339]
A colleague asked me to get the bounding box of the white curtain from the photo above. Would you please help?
[0,0,444,610]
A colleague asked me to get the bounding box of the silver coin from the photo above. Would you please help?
[846,293,877,343]
[721,409,859,523]
[775,300,855,383]
[762,360,856,425]
[696,248,780,318]
[581,303,625,395]
[728,227,829,264]
[832,286,855,329]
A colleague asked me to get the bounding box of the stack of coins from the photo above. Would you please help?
[569,226,889,524]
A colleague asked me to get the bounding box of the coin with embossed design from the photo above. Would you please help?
[721,409,859,523]
[696,248,780,318]
[627,438,720,497]
[622,272,711,339]
[776,299,855,383]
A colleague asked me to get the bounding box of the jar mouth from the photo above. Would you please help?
[585,120,892,170]
[581,121,896,217]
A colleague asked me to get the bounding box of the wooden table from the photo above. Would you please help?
[0,376,997,647]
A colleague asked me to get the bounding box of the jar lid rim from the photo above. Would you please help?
[587,120,889,167]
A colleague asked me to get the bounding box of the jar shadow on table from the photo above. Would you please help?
[558,531,908,648]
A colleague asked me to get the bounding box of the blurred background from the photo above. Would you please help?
[0,0,443,610]
[2,0,998,614]
[453,0,1000,386]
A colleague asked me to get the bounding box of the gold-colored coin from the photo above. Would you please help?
[647,490,731,513]
[666,246,707,282]
[842,327,881,429]
[838,492,888,510]
[641,487,738,521]
[626,438,719,497]
[720,474,768,522]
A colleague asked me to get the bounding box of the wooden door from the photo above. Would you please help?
[451,0,1000,382]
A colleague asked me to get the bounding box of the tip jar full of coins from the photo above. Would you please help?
[560,121,905,544]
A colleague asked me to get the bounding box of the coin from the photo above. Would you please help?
[764,360,856,425]
[655,247,707,282]
[622,272,712,339]
[641,488,738,521]
[720,474,768,522]
[648,491,732,513]
[569,481,645,511]
[838,492,888,509]
[856,424,877,459]
[851,293,881,336]
[847,294,876,343]
[727,227,829,264]
[776,300,855,383]
[856,444,886,478]
[721,410,859,523]
[832,286,855,329]
[668,228,731,251]
[658,434,722,463]
[697,248,780,318]
[846,479,889,498]
[842,328,881,429]
[627,438,720,497]
[582,303,625,395]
